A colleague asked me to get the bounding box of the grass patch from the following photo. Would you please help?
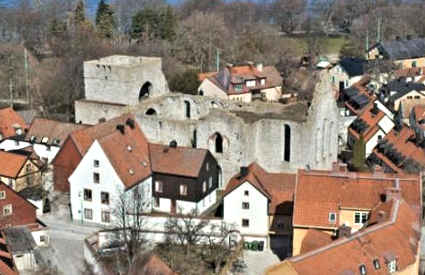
[281,35,347,56]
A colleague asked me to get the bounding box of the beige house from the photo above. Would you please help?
[367,38,425,69]
[198,63,282,103]
[0,150,43,192]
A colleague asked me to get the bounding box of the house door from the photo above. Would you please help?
[171,200,176,214]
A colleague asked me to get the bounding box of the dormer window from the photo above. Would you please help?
[373,259,380,270]
[387,260,396,273]
[30,136,36,143]
[354,212,369,225]
[234,84,243,91]
[246,80,256,87]
[41,137,49,144]
[359,264,367,275]
[260,79,266,86]
[328,212,337,223]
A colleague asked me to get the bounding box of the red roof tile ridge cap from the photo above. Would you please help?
[290,199,401,263]
[300,171,418,181]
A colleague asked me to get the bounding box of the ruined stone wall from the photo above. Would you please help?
[75,70,340,186]
[83,56,169,106]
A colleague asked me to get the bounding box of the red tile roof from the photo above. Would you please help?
[149,144,208,178]
[293,169,421,228]
[268,198,421,275]
[224,163,296,215]
[129,253,177,275]
[0,151,28,178]
[0,233,17,275]
[26,118,88,146]
[70,114,135,156]
[97,119,151,189]
[349,102,385,142]
[0,108,27,139]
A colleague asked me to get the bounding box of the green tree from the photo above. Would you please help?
[95,0,116,38]
[73,0,86,26]
[131,6,176,41]
[352,135,367,171]
[169,69,200,95]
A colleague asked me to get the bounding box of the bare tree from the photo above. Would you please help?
[113,186,150,271]
[203,221,233,274]
[271,0,307,34]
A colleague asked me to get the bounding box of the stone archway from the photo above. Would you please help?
[145,108,157,116]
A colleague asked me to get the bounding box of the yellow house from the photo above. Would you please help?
[292,164,421,256]
[0,150,43,192]
[367,38,425,69]
[267,197,421,275]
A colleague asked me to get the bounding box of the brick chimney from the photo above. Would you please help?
[337,224,352,238]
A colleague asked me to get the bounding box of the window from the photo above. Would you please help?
[407,96,413,99]
[246,80,256,87]
[206,162,209,171]
[354,212,369,224]
[345,80,349,87]
[93,160,99,167]
[46,145,51,151]
[373,259,380,270]
[202,181,206,193]
[101,211,110,223]
[234,84,243,91]
[412,61,417,67]
[328,212,336,223]
[284,124,291,162]
[0,191,5,200]
[93,173,100,184]
[242,219,249,227]
[84,208,93,220]
[215,133,223,153]
[155,181,163,193]
[359,264,367,275]
[260,79,266,86]
[244,190,249,196]
[84,189,92,201]
[180,184,188,196]
[387,260,396,273]
[2,204,12,216]
[242,202,250,209]
[101,192,109,205]
[331,76,335,84]
[415,95,420,99]
[208,176,212,189]
[154,197,160,208]
[40,235,47,243]
[26,164,31,173]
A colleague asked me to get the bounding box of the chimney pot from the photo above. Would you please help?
[240,166,249,177]
[116,124,125,134]
[338,224,351,238]
[126,118,135,129]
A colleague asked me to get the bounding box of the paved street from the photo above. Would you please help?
[38,214,101,275]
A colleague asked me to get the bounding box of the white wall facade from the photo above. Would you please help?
[69,140,152,225]
[223,182,269,237]
[28,199,43,216]
[366,129,386,157]
[13,252,36,271]
[196,190,217,214]
[0,139,31,151]
[153,197,171,213]
[32,143,60,163]
[31,229,49,247]
[198,79,227,99]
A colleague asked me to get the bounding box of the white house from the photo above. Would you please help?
[329,57,367,91]
[69,123,152,225]
[223,163,295,253]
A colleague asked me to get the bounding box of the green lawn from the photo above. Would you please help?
[281,35,347,56]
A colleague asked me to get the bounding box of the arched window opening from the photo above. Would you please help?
[215,133,223,153]
[199,90,204,96]
[284,124,291,162]
[145,108,157,116]
[192,129,197,148]
[184,100,191,119]
[139,82,152,101]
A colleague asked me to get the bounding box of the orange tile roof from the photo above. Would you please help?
[70,114,135,156]
[98,120,151,189]
[293,169,421,228]
[224,163,296,215]
[198,72,217,82]
[300,229,333,254]
[26,118,88,146]
[149,144,208,178]
[0,108,27,139]
[413,104,425,122]
[268,198,420,275]
[0,232,17,275]
[373,126,425,171]
[0,151,28,178]
[349,102,385,142]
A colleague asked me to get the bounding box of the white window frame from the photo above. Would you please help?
[93,160,99,167]
[180,184,188,196]
[388,260,396,273]
[246,80,256,87]
[354,211,369,225]
[0,191,5,200]
[3,204,12,216]
[155,181,163,193]
[101,210,110,223]
[208,176,212,189]
[242,218,249,227]
[328,212,337,223]
[84,208,93,220]
[202,181,206,193]
[260,79,266,86]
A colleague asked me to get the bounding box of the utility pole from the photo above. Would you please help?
[24,48,30,107]
[216,48,220,72]
[7,54,14,109]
